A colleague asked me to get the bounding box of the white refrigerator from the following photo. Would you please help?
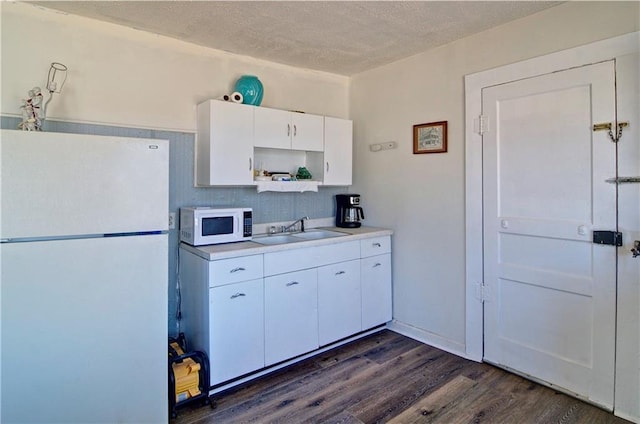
[0,129,169,423]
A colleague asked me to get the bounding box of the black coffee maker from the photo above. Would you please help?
[336,194,365,228]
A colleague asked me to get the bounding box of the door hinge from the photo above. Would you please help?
[476,115,488,136]
[476,282,490,303]
[592,230,623,246]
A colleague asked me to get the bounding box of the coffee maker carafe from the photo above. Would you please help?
[336,194,365,228]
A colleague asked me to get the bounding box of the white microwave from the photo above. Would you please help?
[180,207,252,246]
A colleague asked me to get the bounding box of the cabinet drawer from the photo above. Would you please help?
[264,240,360,276]
[209,254,264,287]
[360,236,391,258]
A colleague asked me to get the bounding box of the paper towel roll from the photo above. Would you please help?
[230,92,244,103]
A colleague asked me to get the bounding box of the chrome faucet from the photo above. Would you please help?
[282,216,310,233]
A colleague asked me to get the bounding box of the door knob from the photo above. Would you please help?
[631,240,640,258]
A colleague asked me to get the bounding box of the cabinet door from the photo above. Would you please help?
[254,107,291,149]
[318,259,361,346]
[361,254,392,330]
[291,113,324,152]
[196,100,254,186]
[264,269,318,365]
[323,116,353,185]
[209,279,264,384]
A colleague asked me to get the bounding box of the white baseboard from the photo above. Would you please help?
[615,410,639,424]
[387,320,475,361]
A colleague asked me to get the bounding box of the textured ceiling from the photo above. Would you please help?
[30,1,562,76]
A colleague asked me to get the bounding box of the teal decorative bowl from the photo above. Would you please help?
[234,75,264,106]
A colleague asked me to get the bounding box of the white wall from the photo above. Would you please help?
[350,1,639,420]
[0,3,349,131]
[350,1,640,352]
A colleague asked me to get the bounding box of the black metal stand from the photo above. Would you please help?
[168,334,211,419]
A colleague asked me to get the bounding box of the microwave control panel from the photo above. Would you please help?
[243,211,253,237]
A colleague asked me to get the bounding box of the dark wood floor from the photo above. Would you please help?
[172,330,630,424]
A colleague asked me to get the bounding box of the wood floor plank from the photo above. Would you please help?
[315,330,419,368]
[172,330,629,424]
[387,375,477,424]
[348,353,472,423]
[423,383,515,423]
[206,349,374,422]
[262,345,435,423]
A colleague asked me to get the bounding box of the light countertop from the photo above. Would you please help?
[180,226,393,261]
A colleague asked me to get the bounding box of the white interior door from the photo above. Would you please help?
[482,61,617,409]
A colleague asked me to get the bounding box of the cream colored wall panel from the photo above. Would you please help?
[0,3,349,131]
[350,1,639,352]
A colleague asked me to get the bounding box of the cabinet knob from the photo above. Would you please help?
[230,292,246,299]
[372,242,381,247]
[230,267,246,273]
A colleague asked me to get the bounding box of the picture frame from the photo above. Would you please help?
[413,121,448,154]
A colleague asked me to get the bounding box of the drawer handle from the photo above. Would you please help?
[286,281,299,287]
[372,242,382,247]
[230,292,246,299]
[335,270,346,275]
[230,267,246,273]
[373,262,382,267]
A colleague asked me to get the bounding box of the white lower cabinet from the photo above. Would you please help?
[209,279,264,384]
[180,232,392,389]
[265,269,318,365]
[318,259,361,346]
[361,253,392,330]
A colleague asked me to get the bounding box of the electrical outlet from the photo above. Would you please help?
[168,212,176,229]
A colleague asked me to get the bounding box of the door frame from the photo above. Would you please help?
[464,31,639,419]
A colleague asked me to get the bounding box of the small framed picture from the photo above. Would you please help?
[413,121,448,154]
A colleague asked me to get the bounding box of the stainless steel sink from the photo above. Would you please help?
[253,229,347,245]
[291,229,347,240]
[252,234,302,245]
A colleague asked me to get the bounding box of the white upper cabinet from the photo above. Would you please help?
[253,107,291,149]
[196,100,352,186]
[323,117,353,186]
[254,107,324,152]
[291,112,324,151]
[196,100,254,186]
